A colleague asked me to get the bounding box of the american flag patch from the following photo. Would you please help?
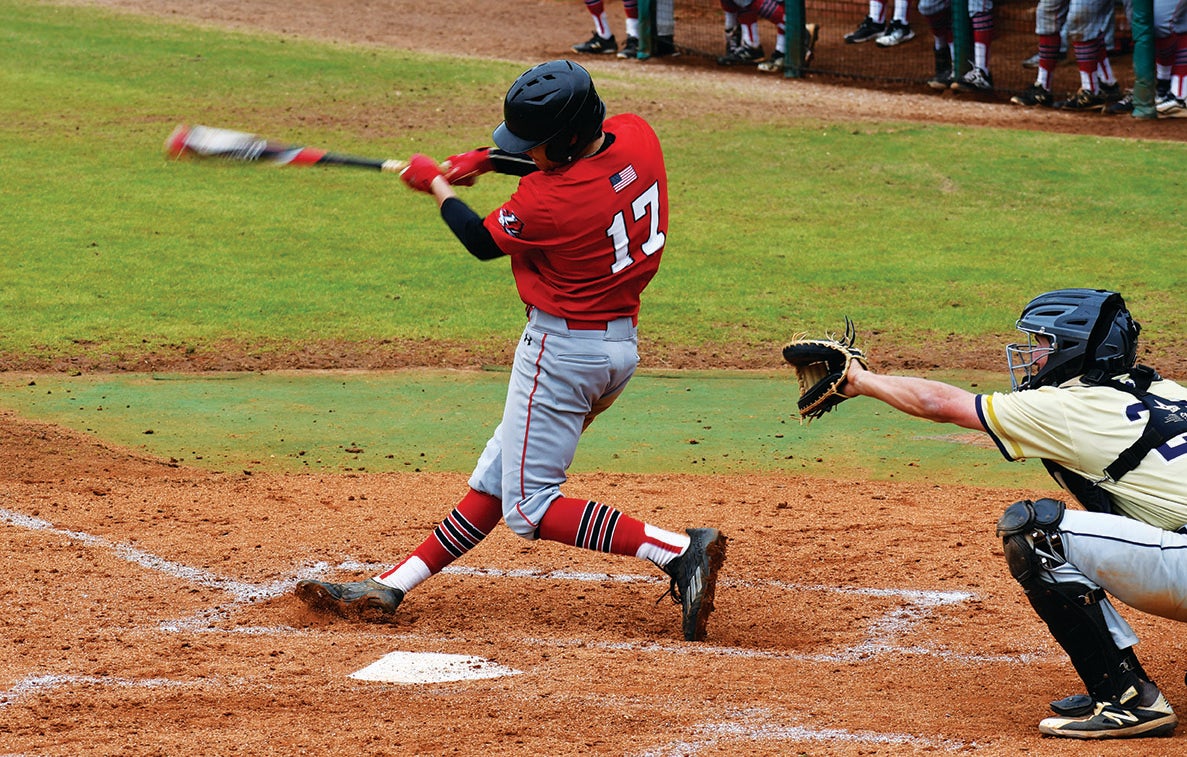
[609,164,637,193]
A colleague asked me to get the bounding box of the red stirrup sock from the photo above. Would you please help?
[537,497,689,565]
[377,488,502,592]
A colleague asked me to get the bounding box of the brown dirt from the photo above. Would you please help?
[6,3,1186,755]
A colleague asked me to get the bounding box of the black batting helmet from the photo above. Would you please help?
[493,59,606,164]
[1007,288,1140,390]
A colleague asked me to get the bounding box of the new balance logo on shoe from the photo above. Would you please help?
[1038,690,1178,739]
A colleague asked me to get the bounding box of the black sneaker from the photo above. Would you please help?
[572,33,618,55]
[952,66,993,92]
[1099,81,1124,103]
[717,44,765,65]
[1105,92,1134,115]
[1011,83,1054,107]
[295,578,404,621]
[757,50,785,73]
[616,35,638,59]
[1057,88,1105,111]
[845,16,885,44]
[927,46,953,90]
[660,528,727,641]
[1039,687,1177,739]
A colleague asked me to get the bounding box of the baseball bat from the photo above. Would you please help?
[164,124,407,173]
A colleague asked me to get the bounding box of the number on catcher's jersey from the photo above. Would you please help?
[607,181,664,274]
[1123,400,1187,465]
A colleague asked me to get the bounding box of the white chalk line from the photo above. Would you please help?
[0,673,235,709]
[635,706,972,755]
[0,505,1030,663]
[0,501,1038,747]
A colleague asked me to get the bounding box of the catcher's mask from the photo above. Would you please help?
[493,59,606,165]
[1007,288,1140,390]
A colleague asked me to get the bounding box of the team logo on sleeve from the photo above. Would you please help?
[497,208,524,238]
[609,164,637,193]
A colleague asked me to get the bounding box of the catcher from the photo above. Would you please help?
[784,289,1187,740]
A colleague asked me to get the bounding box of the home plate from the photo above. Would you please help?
[349,651,522,684]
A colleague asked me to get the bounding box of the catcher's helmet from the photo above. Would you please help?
[1007,288,1140,390]
[493,59,606,164]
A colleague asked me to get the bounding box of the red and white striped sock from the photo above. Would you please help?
[584,0,611,38]
[1173,34,1187,99]
[537,497,690,567]
[377,488,502,593]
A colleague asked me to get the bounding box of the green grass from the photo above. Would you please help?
[3,0,1186,364]
[0,1,1182,483]
[0,368,1049,488]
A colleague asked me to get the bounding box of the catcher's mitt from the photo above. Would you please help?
[781,318,868,422]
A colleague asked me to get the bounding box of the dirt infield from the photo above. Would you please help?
[4,409,1186,755]
[5,2,1186,755]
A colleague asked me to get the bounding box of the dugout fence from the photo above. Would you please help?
[636,0,1158,117]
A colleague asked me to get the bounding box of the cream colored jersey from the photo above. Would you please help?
[978,375,1187,531]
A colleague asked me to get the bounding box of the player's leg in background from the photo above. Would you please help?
[573,0,619,54]
[919,0,954,88]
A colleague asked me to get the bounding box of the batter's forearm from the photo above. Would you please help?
[440,197,505,260]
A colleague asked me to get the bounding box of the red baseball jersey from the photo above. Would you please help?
[483,113,668,322]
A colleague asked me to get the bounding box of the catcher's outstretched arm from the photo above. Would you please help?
[845,363,984,430]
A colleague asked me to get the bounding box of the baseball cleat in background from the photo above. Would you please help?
[572,33,618,55]
[661,528,727,641]
[295,578,404,622]
[844,16,885,44]
[875,20,915,47]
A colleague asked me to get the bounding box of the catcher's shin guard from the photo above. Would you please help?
[998,499,1146,703]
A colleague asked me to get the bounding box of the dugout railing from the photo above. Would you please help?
[636,0,1158,117]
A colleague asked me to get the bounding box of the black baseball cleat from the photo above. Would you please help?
[717,44,765,66]
[616,36,639,59]
[844,16,885,44]
[1011,83,1054,107]
[295,578,404,622]
[660,528,727,641]
[1039,686,1178,739]
[1056,88,1106,112]
[572,33,618,55]
[927,46,954,90]
[952,66,993,93]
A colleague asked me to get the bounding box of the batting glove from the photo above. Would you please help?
[401,154,443,194]
[442,148,494,187]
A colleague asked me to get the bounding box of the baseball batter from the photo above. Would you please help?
[837,289,1186,739]
[296,59,727,643]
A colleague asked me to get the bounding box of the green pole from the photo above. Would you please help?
[638,0,653,59]
[1130,0,1156,118]
[952,0,971,80]
[785,0,806,79]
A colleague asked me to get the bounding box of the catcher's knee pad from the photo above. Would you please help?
[997,498,1066,583]
[998,498,1143,701]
